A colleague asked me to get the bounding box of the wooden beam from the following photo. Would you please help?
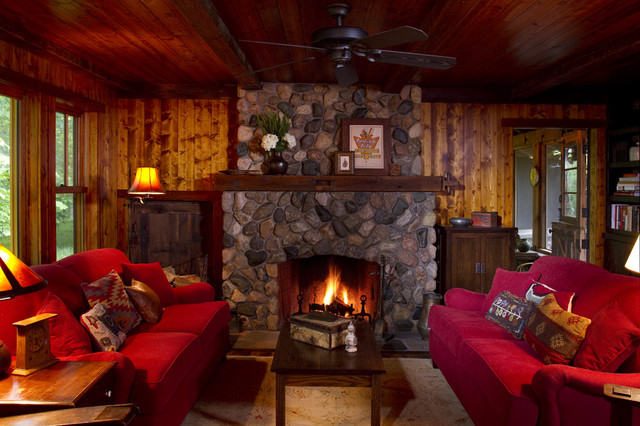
[0,65,105,112]
[512,32,640,99]
[501,118,608,129]
[0,17,133,93]
[168,0,261,90]
[118,84,237,99]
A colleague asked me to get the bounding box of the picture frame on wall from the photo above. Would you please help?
[341,118,391,175]
[333,151,355,175]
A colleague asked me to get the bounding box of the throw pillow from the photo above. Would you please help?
[81,270,142,333]
[37,291,92,357]
[480,268,541,313]
[122,262,177,306]
[524,293,591,365]
[525,282,575,311]
[125,279,163,324]
[573,302,640,372]
[485,290,537,339]
[80,303,126,351]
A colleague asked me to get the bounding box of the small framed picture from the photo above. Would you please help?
[334,151,355,175]
[341,118,391,175]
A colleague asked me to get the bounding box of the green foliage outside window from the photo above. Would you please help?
[0,95,12,247]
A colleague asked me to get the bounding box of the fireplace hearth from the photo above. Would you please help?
[221,189,438,332]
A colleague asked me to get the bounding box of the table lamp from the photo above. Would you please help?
[128,167,165,203]
[625,236,640,273]
[0,245,48,373]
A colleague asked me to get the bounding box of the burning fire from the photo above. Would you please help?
[322,262,348,305]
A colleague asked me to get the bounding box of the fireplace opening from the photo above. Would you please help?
[277,255,380,325]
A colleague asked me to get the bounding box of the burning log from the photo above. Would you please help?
[327,297,355,317]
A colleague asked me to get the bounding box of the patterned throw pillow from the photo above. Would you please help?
[525,281,575,311]
[524,293,591,365]
[80,303,126,351]
[81,270,142,333]
[485,290,537,339]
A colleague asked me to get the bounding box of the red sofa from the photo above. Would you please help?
[0,248,231,426]
[429,255,640,426]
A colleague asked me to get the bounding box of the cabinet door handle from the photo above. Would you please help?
[476,263,481,274]
[481,263,486,274]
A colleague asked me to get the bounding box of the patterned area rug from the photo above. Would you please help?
[182,356,470,425]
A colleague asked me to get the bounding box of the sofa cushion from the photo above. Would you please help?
[120,331,202,415]
[133,301,231,345]
[81,270,142,333]
[37,291,92,357]
[56,248,131,283]
[524,294,591,365]
[481,268,541,313]
[125,279,163,324]
[485,291,537,339]
[80,303,127,351]
[573,302,640,372]
[122,262,178,307]
[31,264,89,317]
[428,305,514,359]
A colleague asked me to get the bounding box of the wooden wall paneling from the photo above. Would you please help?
[144,98,162,168]
[449,103,465,217]
[161,99,178,190]
[590,127,607,267]
[101,100,120,249]
[85,111,100,251]
[40,94,56,264]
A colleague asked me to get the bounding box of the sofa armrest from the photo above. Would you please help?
[532,364,640,426]
[172,282,216,304]
[443,288,486,311]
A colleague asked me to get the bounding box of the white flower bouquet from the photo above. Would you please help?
[257,111,296,152]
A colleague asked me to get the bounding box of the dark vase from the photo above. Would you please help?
[267,150,288,175]
[517,238,531,252]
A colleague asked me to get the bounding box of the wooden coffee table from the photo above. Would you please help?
[271,321,386,426]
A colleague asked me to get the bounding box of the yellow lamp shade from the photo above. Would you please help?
[0,245,47,300]
[128,167,165,195]
[625,236,640,274]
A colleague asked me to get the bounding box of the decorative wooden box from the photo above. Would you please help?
[289,312,351,350]
[471,211,498,227]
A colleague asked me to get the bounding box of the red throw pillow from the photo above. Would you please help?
[121,262,177,307]
[573,302,640,372]
[38,291,92,357]
[481,268,541,313]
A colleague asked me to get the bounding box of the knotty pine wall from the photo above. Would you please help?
[421,102,607,266]
[116,99,230,192]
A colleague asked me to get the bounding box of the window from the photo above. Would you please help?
[55,111,84,259]
[0,94,18,251]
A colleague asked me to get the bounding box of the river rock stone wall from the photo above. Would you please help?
[235,83,424,176]
[221,190,438,332]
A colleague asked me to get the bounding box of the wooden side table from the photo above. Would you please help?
[0,404,137,425]
[0,361,116,417]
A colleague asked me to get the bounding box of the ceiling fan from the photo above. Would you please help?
[239,3,456,86]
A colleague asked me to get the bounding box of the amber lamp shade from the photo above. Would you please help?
[0,245,48,373]
[128,167,166,196]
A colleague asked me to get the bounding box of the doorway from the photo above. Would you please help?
[513,128,589,260]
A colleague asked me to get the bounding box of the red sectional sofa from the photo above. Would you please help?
[429,255,640,426]
[0,248,231,426]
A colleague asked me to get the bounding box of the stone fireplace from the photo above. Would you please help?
[221,190,438,331]
[222,82,439,332]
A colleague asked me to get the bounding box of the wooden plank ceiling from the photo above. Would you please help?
[0,0,638,102]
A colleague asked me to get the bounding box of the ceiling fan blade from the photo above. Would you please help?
[371,50,456,70]
[335,63,359,86]
[236,55,323,78]
[239,39,326,52]
[352,26,428,50]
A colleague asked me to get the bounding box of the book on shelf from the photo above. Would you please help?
[611,204,640,232]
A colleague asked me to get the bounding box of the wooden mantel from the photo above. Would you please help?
[213,174,462,193]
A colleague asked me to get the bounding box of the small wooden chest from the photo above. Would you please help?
[289,312,351,350]
[471,211,498,227]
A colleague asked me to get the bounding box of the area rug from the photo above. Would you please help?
[182,356,470,425]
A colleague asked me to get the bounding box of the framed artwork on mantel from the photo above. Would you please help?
[341,118,391,175]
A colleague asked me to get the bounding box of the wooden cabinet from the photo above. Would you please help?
[604,93,639,275]
[435,225,517,294]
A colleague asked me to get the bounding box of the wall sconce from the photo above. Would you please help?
[128,167,166,203]
[625,236,640,274]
